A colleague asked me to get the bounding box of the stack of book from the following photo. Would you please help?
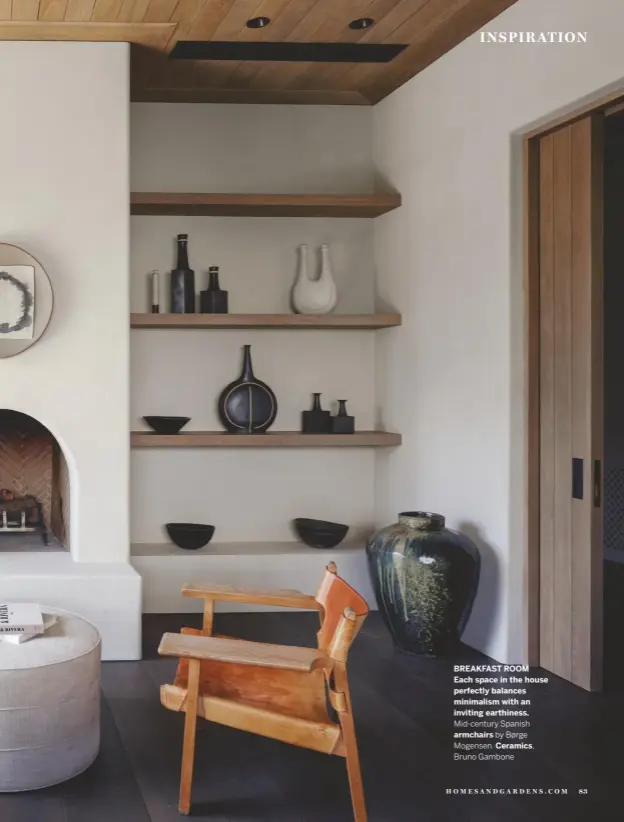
[0,603,57,644]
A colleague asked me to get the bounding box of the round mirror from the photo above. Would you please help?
[0,244,53,359]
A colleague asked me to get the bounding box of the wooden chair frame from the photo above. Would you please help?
[158,562,368,821]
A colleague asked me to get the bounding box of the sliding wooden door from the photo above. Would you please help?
[538,114,604,691]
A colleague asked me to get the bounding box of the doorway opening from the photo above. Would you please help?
[524,89,624,693]
[602,110,624,690]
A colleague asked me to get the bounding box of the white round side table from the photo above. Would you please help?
[0,606,101,791]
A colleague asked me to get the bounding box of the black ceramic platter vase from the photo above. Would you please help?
[218,345,277,434]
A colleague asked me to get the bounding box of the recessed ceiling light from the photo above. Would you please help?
[246,16,271,29]
[349,18,375,30]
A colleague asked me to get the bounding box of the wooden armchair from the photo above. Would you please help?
[158,562,369,821]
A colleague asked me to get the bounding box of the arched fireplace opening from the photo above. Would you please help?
[0,410,70,551]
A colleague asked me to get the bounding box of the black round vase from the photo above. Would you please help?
[218,345,277,434]
[366,511,480,657]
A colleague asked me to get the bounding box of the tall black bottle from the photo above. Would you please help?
[170,234,195,313]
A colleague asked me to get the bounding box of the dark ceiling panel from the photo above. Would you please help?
[169,40,407,63]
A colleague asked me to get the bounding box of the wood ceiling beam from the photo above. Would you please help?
[0,20,174,47]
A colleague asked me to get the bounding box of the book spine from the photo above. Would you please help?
[0,624,43,634]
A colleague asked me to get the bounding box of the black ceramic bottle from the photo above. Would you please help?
[302,393,331,433]
[170,234,195,313]
[218,345,277,434]
[331,399,355,434]
[200,266,228,314]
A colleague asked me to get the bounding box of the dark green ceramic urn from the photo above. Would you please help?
[366,512,480,657]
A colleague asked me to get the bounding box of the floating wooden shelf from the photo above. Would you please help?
[131,541,366,558]
[130,192,401,218]
[130,313,401,330]
[131,431,401,448]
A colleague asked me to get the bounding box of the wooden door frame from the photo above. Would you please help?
[523,88,624,668]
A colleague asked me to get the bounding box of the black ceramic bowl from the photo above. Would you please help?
[166,523,215,550]
[293,518,349,549]
[143,416,190,435]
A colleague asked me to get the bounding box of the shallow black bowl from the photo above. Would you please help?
[166,523,215,550]
[293,518,349,549]
[143,416,190,434]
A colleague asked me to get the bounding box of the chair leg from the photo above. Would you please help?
[340,710,367,822]
[179,658,201,815]
[202,598,214,636]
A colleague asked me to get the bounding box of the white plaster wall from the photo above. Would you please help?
[131,104,374,194]
[131,104,377,547]
[0,42,131,565]
[0,43,140,659]
[373,0,624,662]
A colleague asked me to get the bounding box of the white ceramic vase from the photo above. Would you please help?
[291,244,338,315]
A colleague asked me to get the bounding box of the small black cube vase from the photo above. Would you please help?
[302,393,331,433]
[200,266,228,314]
[331,400,355,434]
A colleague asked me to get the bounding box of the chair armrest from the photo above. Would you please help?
[158,632,331,673]
[182,582,321,610]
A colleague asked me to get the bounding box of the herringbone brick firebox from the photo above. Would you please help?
[0,410,70,549]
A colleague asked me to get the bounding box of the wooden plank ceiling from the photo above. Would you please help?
[0,0,519,104]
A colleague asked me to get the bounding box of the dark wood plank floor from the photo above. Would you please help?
[1,612,623,821]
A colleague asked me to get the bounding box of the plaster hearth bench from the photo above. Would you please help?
[0,606,101,792]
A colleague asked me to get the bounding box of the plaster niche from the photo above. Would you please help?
[0,410,70,551]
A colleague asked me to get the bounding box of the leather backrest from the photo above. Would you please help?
[315,564,369,653]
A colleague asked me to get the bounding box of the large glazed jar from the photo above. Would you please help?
[366,512,480,657]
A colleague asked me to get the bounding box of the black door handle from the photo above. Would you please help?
[572,458,583,499]
[594,459,601,508]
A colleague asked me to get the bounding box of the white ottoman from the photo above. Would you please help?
[0,606,101,791]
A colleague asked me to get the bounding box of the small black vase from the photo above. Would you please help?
[200,266,228,314]
[170,234,195,313]
[218,345,277,434]
[331,399,355,434]
[366,512,480,657]
[302,393,331,433]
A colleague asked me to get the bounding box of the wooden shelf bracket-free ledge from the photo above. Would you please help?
[130,313,401,330]
[131,431,401,448]
[130,192,401,218]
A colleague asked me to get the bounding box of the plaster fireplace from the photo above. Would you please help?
[0,41,141,660]
[0,410,70,550]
